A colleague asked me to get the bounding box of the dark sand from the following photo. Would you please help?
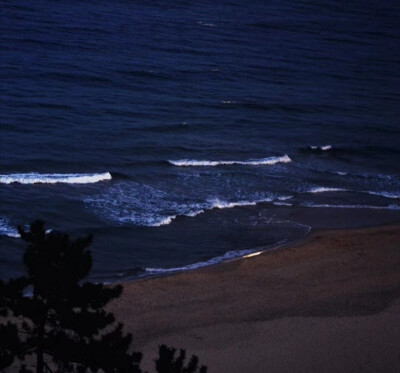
[109,223,400,372]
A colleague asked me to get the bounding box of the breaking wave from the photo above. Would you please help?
[206,197,273,210]
[307,186,349,193]
[131,197,275,227]
[310,145,332,151]
[0,172,112,184]
[86,179,280,228]
[169,155,291,167]
[0,219,53,238]
[0,217,20,238]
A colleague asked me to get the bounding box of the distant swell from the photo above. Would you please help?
[306,187,400,199]
[330,171,396,180]
[169,155,291,167]
[365,191,400,199]
[0,172,112,184]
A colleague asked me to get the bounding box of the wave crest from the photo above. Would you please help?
[306,187,400,199]
[310,145,332,151]
[0,217,20,238]
[0,172,112,184]
[365,191,400,199]
[207,197,272,210]
[169,155,291,167]
[308,187,348,193]
[134,197,274,227]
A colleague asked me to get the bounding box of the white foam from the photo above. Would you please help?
[169,155,292,167]
[0,221,52,238]
[273,202,293,206]
[277,195,293,201]
[207,197,272,210]
[145,248,259,274]
[151,215,176,227]
[209,199,256,209]
[86,180,289,228]
[310,145,332,151]
[302,203,400,210]
[197,21,217,27]
[0,172,112,185]
[334,171,348,176]
[306,187,400,199]
[365,191,400,199]
[186,209,205,217]
[115,214,175,227]
[308,187,348,193]
[144,198,273,227]
[0,218,20,237]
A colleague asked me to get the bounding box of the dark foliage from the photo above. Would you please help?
[155,345,207,373]
[3,220,142,373]
[0,322,20,369]
[1,221,208,373]
[0,278,25,369]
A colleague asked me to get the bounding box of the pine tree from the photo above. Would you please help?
[0,278,25,370]
[1,220,208,372]
[155,345,207,373]
[10,220,142,373]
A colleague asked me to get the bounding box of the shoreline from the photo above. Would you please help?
[102,206,400,284]
[109,222,400,372]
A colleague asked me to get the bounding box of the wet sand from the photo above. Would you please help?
[109,223,400,372]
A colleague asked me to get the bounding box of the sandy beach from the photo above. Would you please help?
[109,223,400,372]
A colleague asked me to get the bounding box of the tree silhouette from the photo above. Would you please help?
[155,345,207,373]
[7,220,142,373]
[1,221,208,373]
[0,279,24,370]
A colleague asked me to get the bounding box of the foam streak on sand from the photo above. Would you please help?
[0,172,112,184]
[114,225,400,373]
[145,249,259,274]
[302,203,400,210]
[169,155,291,167]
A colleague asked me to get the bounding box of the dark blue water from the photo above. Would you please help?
[1,0,400,281]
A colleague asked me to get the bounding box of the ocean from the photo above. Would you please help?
[1,0,400,281]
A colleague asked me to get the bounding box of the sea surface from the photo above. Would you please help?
[1,0,400,281]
